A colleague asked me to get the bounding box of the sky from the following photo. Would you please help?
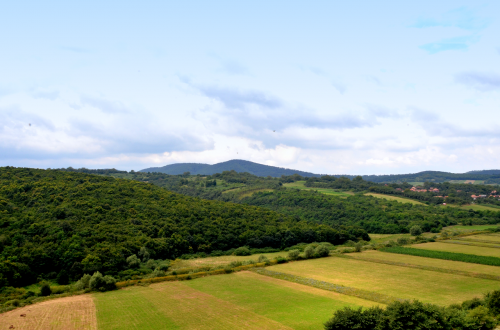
[1,1,499,175]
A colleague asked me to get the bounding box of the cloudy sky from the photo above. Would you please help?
[1,1,499,175]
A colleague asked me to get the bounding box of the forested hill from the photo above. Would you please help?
[347,170,500,184]
[140,159,321,177]
[0,167,365,288]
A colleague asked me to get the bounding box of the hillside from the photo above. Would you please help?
[0,167,365,289]
[140,159,321,177]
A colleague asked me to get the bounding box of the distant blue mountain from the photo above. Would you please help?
[140,159,321,177]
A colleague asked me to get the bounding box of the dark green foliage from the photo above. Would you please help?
[409,225,422,236]
[324,306,383,330]
[485,290,500,316]
[315,244,330,257]
[89,271,116,292]
[382,247,500,267]
[304,246,315,259]
[0,167,350,288]
[233,246,251,256]
[56,269,69,285]
[325,299,498,330]
[40,282,51,296]
[288,249,300,260]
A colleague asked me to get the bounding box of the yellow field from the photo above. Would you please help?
[412,242,500,258]
[283,181,354,197]
[464,234,500,243]
[266,256,499,305]
[170,251,288,270]
[364,193,426,205]
[0,295,96,330]
[350,250,500,277]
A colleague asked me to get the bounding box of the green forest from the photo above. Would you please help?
[0,167,365,289]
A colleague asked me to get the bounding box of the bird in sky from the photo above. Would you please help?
[29,123,31,126]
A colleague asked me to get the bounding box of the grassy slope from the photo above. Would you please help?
[463,234,500,243]
[169,251,288,270]
[266,256,499,305]
[364,193,426,205]
[94,272,377,330]
[351,250,500,277]
[413,242,500,258]
[283,181,353,197]
[185,272,378,330]
[446,204,500,212]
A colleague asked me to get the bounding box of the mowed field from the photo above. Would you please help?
[283,181,354,197]
[364,193,426,205]
[6,238,500,329]
[93,271,379,330]
[266,255,500,305]
[413,242,500,258]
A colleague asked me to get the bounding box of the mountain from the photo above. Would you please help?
[140,159,321,177]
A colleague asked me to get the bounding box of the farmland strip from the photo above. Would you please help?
[381,247,500,266]
[251,268,401,305]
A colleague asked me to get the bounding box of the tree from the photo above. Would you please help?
[56,270,69,285]
[233,246,251,256]
[89,271,116,292]
[410,225,423,236]
[126,254,140,268]
[40,282,52,296]
[315,245,330,257]
[138,247,150,262]
[304,246,315,259]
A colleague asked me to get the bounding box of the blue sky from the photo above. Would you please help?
[1,1,499,174]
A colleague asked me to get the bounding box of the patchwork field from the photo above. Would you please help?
[463,234,500,243]
[350,250,500,277]
[94,271,378,330]
[266,256,500,305]
[169,251,288,270]
[413,241,500,258]
[444,224,500,232]
[364,193,426,205]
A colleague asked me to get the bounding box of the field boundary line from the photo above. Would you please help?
[338,254,500,282]
[440,240,500,249]
[251,268,401,305]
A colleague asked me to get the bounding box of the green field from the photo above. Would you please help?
[444,224,500,232]
[266,256,499,305]
[169,251,288,270]
[445,204,500,212]
[283,181,353,197]
[413,242,500,258]
[368,233,434,244]
[462,234,500,243]
[351,250,500,277]
[364,193,426,205]
[94,272,378,330]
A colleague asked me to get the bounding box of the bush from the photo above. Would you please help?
[288,249,300,260]
[233,246,251,256]
[324,306,383,330]
[410,225,423,236]
[258,255,269,263]
[40,282,52,296]
[157,262,170,271]
[145,259,157,270]
[396,237,410,245]
[126,254,140,268]
[304,246,315,259]
[315,245,330,257]
[89,271,116,292]
[486,290,500,315]
[353,242,363,253]
[138,247,150,262]
[274,256,287,264]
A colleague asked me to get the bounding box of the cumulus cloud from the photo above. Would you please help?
[455,72,500,91]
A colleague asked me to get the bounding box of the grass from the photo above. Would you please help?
[364,193,426,205]
[461,234,500,243]
[412,242,500,258]
[169,251,288,270]
[185,271,378,330]
[445,204,500,212]
[444,225,500,232]
[95,271,378,330]
[283,181,354,197]
[266,256,500,305]
[368,233,434,244]
[351,250,500,277]
[382,246,500,266]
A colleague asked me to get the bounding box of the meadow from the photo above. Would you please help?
[412,241,500,258]
[364,193,426,205]
[283,181,353,197]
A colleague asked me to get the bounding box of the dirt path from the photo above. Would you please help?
[0,295,96,330]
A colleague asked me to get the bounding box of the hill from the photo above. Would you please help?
[140,159,321,177]
[0,167,365,289]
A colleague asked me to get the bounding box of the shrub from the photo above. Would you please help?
[145,259,157,270]
[89,271,116,292]
[126,254,140,268]
[315,245,330,257]
[258,255,269,263]
[274,256,287,264]
[233,246,251,256]
[410,225,423,236]
[324,306,383,330]
[353,242,363,253]
[138,247,150,262]
[40,282,52,296]
[467,306,496,329]
[486,290,500,315]
[288,249,300,260]
[157,262,170,271]
[304,246,315,259]
[396,237,410,245]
